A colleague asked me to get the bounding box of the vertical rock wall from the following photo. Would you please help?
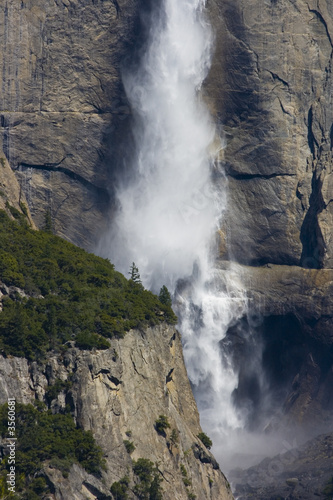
[0,0,139,249]
[207,0,333,268]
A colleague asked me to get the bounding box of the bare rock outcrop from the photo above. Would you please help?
[0,148,35,225]
[0,325,233,500]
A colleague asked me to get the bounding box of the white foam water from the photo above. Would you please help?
[99,0,251,471]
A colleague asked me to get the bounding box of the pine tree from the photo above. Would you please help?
[129,262,142,284]
[159,285,172,307]
[44,209,53,233]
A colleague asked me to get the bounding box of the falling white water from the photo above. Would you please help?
[103,0,221,291]
[99,0,251,471]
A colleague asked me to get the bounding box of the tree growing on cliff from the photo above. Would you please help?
[132,458,163,500]
[155,415,171,436]
[129,262,142,285]
[43,209,53,233]
[159,285,172,308]
[197,432,212,450]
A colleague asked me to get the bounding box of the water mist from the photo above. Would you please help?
[99,0,262,473]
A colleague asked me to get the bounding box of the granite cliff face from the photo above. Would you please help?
[0,0,139,250]
[0,325,233,499]
[3,0,332,268]
[207,0,333,269]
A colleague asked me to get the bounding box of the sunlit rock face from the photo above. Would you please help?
[207,0,333,269]
[0,325,234,500]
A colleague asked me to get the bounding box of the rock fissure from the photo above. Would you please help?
[102,380,120,392]
[16,161,110,202]
[308,6,333,48]
[266,70,289,88]
[226,171,296,181]
[107,375,122,386]
[300,169,326,268]
[307,106,319,158]
[166,368,174,383]
[130,354,148,380]
[158,468,172,484]
[277,97,292,116]
[112,0,121,18]
[82,480,111,500]
[226,30,260,76]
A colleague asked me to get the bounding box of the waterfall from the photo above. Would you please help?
[99,0,253,471]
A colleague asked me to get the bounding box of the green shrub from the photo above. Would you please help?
[170,428,179,446]
[323,476,333,497]
[0,210,177,360]
[197,432,212,450]
[43,209,53,233]
[111,475,130,499]
[0,403,105,497]
[154,415,170,436]
[19,202,28,217]
[49,457,72,478]
[123,440,135,454]
[75,331,111,350]
[132,458,162,500]
[180,463,191,487]
[6,202,27,225]
[45,378,72,405]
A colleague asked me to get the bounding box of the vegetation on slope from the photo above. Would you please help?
[0,209,177,360]
[0,401,105,499]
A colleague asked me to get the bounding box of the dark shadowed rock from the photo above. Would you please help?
[207,0,333,268]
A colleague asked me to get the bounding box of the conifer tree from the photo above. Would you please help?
[129,262,142,284]
[159,285,172,307]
